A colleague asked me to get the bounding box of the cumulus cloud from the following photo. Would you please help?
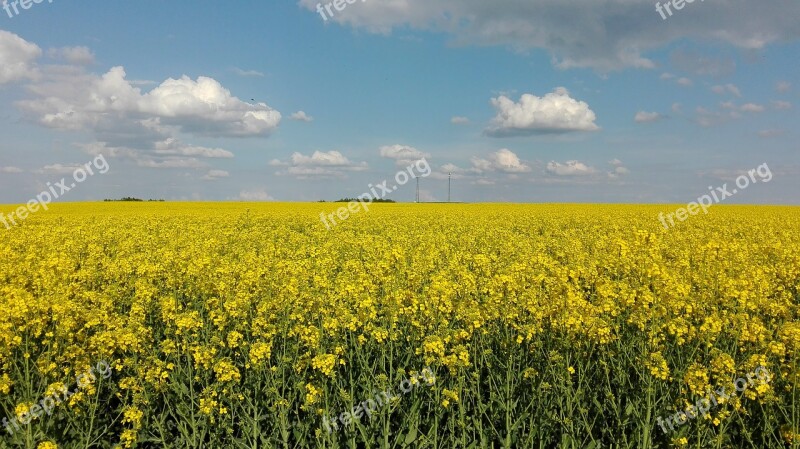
[272,150,368,179]
[136,157,207,169]
[0,30,41,84]
[546,160,597,177]
[380,144,431,166]
[776,81,791,93]
[202,169,230,180]
[0,166,23,173]
[428,162,472,180]
[299,0,800,71]
[34,163,84,175]
[740,103,765,113]
[660,73,694,88]
[772,100,792,110]
[634,111,663,123]
[47,46,95,65]
[471,149,531,173]
[16,65,282,137]
[485,87,599,136]
[142,74,281,135]
[2,31,281,176]
[78,138,232,170]
[238,189,274,201]
[451,116,470,124]
[607,159,630,179]
[711,83,741,97]
[694,106,738,127]
[290,111,314,122]
[153,138,234,158]
[692,101,772,126]
[289,150,356,167]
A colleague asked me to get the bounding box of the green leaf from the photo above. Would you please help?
[404,425,418,445]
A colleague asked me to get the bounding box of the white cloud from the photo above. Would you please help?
[471,149,531,174]
[202,169,230,180]
[694,106,737,127]
[485,87,599,136]
[758,129,783,138]
[0,166,24,173]
[4,40,283,176]
[34,163,83,175]
[740,103,765,113]
[661,73,694,88]
[273,150,368,179]
[238,189,274,201]
[0,30,41,84]
[451,116,470,124]
[290,111,314,122]
[291,150,357,166]
[546,160,597,177]
[429,162,472,180]
[776,81,792,93]
[17,65,282,137]
[130,79,157,87]
[299,1,800,71]
[268,158,288,167]
[47,46,95,65]
[772,100,792,110]
[711,83,741,97]
[136,157,207,169]
[380,144,430,166]
[153,138,234,158]
[634,111,663,123]
[231,67,265,77]
[140,74,281,135]
[607,159,630,178]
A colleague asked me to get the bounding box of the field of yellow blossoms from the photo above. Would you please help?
[0,202,798,449]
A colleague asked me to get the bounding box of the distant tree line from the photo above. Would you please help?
[104,197,165,202]
[317,198,396,203]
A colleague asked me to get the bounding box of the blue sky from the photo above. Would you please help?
[0,0,798,203]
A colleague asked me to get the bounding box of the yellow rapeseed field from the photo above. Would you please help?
[0,203,798,449]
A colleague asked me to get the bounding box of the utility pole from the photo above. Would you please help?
[448,172,451,203]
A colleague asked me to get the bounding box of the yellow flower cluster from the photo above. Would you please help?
[0,202,797,446]
[646,352,671,381]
